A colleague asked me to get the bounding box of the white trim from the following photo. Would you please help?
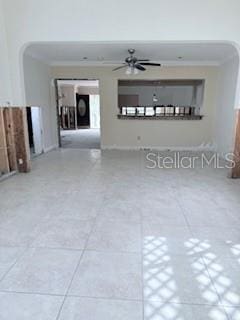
[101,144,215,152]
[0,171,17,182]
[24,51,51,65]
[50,60,221,67]
[220,51,239,65]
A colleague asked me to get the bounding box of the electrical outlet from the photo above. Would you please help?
[18,159,23,165]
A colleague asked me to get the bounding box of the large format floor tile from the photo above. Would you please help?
[32,218,93,249]
[58,297,143,320]
[0,216,45,247]
[144,301,228,320]
[203,255,240,307]
[143,254,220,305]
[224,307,240,320]
[99,198,142,222]
[69,251,142,299]
[0,248,81,295]
[0,292,64,320]
[189,226,240,244]
[0,149,240,319]
[56,192,104,221]
[0,247,26,281]
[87,218,142,252]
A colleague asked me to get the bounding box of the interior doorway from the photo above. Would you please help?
[56,79,101,149]
[26,106,44,156]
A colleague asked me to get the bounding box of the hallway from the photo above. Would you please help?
[60,129,100,149]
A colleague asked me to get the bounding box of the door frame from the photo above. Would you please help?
[31,106,44,155]
[54,78,100,148]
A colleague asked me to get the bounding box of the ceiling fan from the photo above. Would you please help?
[112,49,161,74]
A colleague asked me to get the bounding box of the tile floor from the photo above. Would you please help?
[61,129,100,149]
[0,149,240,319]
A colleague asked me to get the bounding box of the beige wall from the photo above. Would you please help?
[51,65,219,150]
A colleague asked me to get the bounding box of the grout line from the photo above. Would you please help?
[66,294,143,302]
[0,247,29,283]
[139,152,145,320]
[141,299,229,307]
[200,252,237,320]
[55,250,84,320]
[174,190,192,232]
[18,245,142,255]
[55,159,106,320]
[26,246,84,252]
[55,156,110,320]
[0,289,65,297]
[140,218,145,320]
[0,288,232,307]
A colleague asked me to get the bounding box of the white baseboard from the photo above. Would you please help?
[101,144,215,152]
[43,144,58,153]
[0,171,17,182]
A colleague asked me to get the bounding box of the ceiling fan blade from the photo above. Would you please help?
[137,59,150,62]
[134,64,146,71]
[140,62,161,66]
[103,61,124,64]
[112,64,127,71]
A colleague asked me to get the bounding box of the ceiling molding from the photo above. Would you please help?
[24,41,237,68]
[220,51,239,65]
[50,60,221,67]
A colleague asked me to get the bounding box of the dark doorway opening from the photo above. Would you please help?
[26,107,34,151]
[76,94,90,128]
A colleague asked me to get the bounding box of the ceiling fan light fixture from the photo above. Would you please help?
[126,66,132,75]
[153,94,158,103]
[133,68,139,75]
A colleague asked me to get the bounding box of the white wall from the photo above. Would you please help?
[0,0,11,105]
[23,54,57,151]
[59,85,75,107]
[1,0,240,105]
[214,55,240,154]
[51,65,218,149]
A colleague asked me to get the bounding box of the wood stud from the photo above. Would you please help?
[0,107,30,177]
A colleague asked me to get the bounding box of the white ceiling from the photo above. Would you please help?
[25,42,237,66]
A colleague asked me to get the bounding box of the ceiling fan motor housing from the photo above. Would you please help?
[125,56,137,64]
[112,49,161,72]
